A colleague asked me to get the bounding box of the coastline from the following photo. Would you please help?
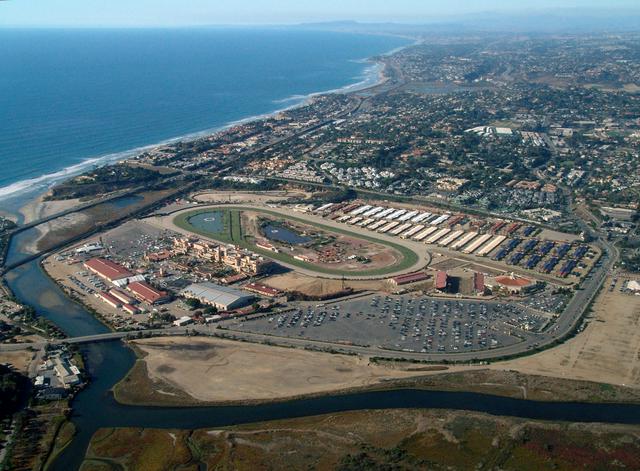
[0,38,411,212]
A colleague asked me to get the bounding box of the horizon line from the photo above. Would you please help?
[3,8,640,29]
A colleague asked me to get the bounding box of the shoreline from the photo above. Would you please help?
[0,38,411,210]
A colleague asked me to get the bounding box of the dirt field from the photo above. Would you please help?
[193,190,309,204]
[115,334,640,407]
[538,229,580,243]
[263,272,385,297]
[82,409,640,471]
[0,350,35,374]
[493,277,640,388]
[117,336,419,404]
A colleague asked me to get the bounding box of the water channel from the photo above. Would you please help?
[4,209,640,470]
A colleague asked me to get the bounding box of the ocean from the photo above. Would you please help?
[0,28,408,207]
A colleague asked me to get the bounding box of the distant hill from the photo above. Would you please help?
[291,9,640,35]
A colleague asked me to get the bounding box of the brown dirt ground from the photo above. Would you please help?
[116,336,420,404]
[0,350,35,374]
[263,272,385,296]
[193,190,309,204]
[493,277,640,388]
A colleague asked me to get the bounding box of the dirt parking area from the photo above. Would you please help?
[193,190,308,204]
[263,272,385,296]
[494,277,640,387]
[128,336,419,403]
[0,350,36,374]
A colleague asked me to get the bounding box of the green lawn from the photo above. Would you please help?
[173,206,421,277]
[174,209,240,244]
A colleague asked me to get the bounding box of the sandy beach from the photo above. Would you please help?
[17,194,84,253]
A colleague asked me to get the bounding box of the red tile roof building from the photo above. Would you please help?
[127,281,169,305]
[243,282,282,298]
[435,271,448,290]
[84,258,133,282]
[96,291,122,309]
[389,272,430,288]
[474,272,485,293]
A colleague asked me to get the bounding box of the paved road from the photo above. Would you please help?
[0,329,181,352]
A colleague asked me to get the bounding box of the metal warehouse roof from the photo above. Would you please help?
[181,282,253,306]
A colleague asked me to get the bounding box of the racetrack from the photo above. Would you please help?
[169,205,428,279]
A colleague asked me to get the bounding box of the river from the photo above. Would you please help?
[4,215,640,471]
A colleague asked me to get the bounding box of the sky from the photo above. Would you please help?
[1,0,638,27]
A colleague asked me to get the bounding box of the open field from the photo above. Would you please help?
[172,206,422,277]
[0,350,35,374]
[114,336,640,406]
[192,189,310,204]
[492,277,640,388]
[81,409,640,471]
[114,336,420,405]
[264,272,385,296]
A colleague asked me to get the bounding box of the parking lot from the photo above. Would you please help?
[233,294,545,354]
[67,270,107,296]
[517,288,571,314]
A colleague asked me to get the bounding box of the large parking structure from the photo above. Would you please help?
[172,206,423,278]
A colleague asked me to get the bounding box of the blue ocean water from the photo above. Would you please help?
[0,28,407,203]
